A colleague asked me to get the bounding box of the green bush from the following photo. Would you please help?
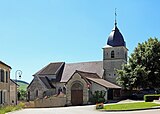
[144,94,160,102]
[89,90,106,104]
[18,89,27,100]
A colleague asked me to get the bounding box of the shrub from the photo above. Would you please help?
[144,94,160,102]
[89,91,106,104]
[18,89,27,100]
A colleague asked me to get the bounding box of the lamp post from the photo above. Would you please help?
[15,70,22,105]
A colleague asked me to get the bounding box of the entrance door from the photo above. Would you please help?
[108,89,113,100]
[71,83,83,105]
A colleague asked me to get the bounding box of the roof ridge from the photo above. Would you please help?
[76,70,97,74]
[33,62,65,76]
[66,61,102,65]
[76,70,100,79]
[0,61,11,69]
[50,62,64,64]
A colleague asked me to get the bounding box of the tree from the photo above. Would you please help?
[19,89,27,100]
[116,38,160,90]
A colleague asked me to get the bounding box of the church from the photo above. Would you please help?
[27,16,128,106]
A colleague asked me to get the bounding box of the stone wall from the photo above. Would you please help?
[65,73,88,105]
[103,46,127,84]
[0,63,11,105]
[52,82,65,94]
[10,80,16,104]
[34,95,66,107]
[27,76,48,101]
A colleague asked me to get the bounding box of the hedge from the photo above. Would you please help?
[144,94,160,102]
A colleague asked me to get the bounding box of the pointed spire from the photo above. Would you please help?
[115,8,117,27]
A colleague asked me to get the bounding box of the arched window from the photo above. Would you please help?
[111,50,115,58]
[36,90,38,97]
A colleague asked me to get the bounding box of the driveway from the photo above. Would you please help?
[8,105,160,114]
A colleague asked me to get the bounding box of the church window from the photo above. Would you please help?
[36,90,38,97]
[111,50,115,58]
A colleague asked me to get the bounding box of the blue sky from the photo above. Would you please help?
[0,0,160,83]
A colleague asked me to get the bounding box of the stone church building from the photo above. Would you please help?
[27,19,128,106]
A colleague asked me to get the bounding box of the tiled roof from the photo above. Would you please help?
[39,77,55,89]
[86,77,121,89]
[33,62,64,76]
[31,61,120,89]
[61,61,103,82]
[76,70,100,79]
[76,70,121,89]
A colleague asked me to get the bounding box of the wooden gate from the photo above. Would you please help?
[71,83,83,105]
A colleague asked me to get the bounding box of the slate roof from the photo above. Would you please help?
[76,70,100,79]
[107,26,126,47]
[33,62,64,76]
[60,61,104,82]
[76,70,121,89]
[39,77,55,89]
[31,61,120,89]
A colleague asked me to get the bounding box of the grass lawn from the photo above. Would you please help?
[17,82,28,91]
[0,102,25,114]
[103,102,160,111]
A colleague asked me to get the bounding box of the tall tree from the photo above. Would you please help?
[116,38,160,90]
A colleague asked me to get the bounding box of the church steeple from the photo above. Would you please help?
[103,11,128,84]
[115,8,117,27]
[106,9,126,47]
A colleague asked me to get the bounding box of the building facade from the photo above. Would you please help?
[10,79,19,105]
[28,18,127,106]
[0,61,11,106]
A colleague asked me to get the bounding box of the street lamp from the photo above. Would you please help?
[15,70,22,105]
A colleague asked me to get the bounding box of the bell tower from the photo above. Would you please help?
[103,10,128,84]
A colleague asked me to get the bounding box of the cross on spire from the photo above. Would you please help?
[115,8,117,27]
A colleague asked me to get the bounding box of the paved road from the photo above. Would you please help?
[8,105,160,114]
